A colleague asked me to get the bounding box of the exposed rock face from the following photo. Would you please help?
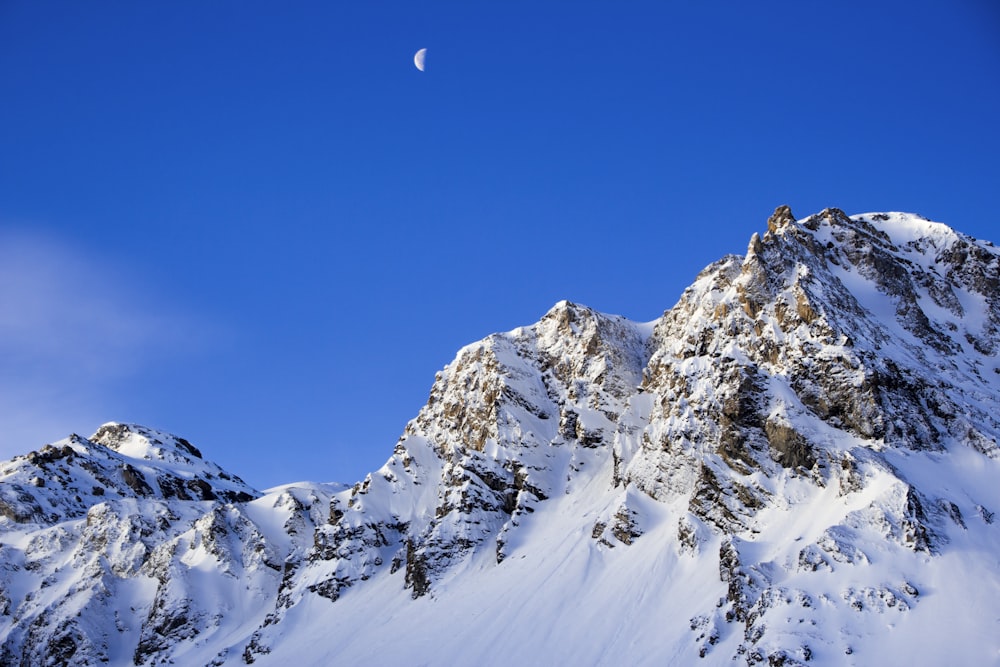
[766,204,796,232]
[1,209,999,665]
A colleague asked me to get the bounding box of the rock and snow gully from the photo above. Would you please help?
[1,207,998,666]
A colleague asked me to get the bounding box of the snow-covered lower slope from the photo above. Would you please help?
[1,207,998,666]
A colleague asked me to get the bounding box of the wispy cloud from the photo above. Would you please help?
[0,228,209,454]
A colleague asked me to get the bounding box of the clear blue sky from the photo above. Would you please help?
[2,1,998,489]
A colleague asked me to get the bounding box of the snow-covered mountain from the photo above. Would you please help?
[2,207,998,666]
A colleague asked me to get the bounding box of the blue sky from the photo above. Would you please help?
[2,1,998,489]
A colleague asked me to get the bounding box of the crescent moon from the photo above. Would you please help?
[414,48,427,72]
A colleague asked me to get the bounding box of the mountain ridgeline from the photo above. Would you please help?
[2,207,998,666]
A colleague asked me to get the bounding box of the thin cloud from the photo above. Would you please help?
[0,228,212,454]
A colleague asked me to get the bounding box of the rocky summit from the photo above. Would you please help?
[1,208,998,666]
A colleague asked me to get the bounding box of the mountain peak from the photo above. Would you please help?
[92,421,204,462]
[0,423,259,530]
[766,203,797,232]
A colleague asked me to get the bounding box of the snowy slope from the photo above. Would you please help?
[1,207,998,666]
